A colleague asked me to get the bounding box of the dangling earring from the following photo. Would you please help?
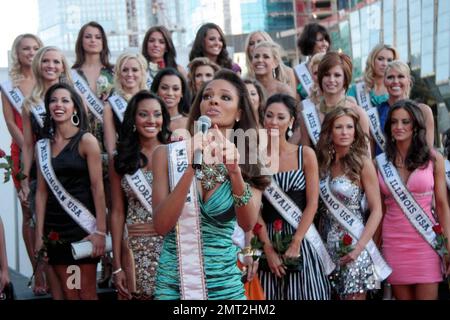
[236,118,240,123]
[287,126,293,138]
[71,111,80,126]
[272,68,276,79]
[328,144,335,157]
[132,125,136,132]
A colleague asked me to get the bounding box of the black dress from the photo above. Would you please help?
[44,132,98,265]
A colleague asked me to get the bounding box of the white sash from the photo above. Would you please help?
[167,141,207,300]
[301,99,321,146]
[355,82,373,111]
[366,107,386,151]
[36,139,97,234]
[30,102,46,128]
[0,80,25,114]
[124,169,152,213]
[319,176,392,281]
[445,159,450,190]
[263,179,335,275]
[108,94,127,123]
[294,62,313,97]
[71,70,104,122]
[146,70,154,89]
[376,154,441,255]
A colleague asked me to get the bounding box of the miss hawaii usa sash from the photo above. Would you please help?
[294,62,313,97]
[0,80,25,114]
[124,169,153,213]
[71,70,104,122]
[301,99,321,146]
[108,93,127,123]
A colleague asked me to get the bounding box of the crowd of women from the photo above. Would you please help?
[0,20,449,301]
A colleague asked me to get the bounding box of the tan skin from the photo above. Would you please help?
[34,88,106,300]
[372,49,394,96]
[381,109,450,300]
[79,26,105,97]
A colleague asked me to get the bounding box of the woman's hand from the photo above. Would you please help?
[206,124,240,174]
[242,255,259,282]
[264,244,285,278]
[340,243,363,266]
[284,239,301,260]
[113,270,131,299]
[0,269,10,293]
[85,233,106,258]
[19,180,30,207]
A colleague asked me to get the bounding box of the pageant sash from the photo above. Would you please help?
[0,80,25,114]
[124,169,152,213]
[30,102,46,128]
[71,70,104,122]
[263,179,335,275]
[146,70,154,89]
[167,141,207,300]
[108,94,127,123]
[376,154,441,255]
[355,82,373,112]
[319,176,392,281]
[294,62,313,97]
[445,159,450,190]
[366,107,386,151]
[36,139,97,234]
[301,99,321,146]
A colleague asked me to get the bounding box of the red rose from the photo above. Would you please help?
[433,224,443,235]
[342,233,353,246]
[48,231,60,241]
[0,149,6,158]
[157,60,166,69]
[253,223,263,236]
[273,219,283,232]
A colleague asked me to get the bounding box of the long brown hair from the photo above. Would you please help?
[141,25,178,68]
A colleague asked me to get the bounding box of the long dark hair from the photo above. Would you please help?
[73,21,113,70]
[264,93,297,140]
[189,23,232,70]
[151,67,191,115]
[114,90,171,175]
[384,99,432,170]
[42,83,88,139]
[141,25,178,69]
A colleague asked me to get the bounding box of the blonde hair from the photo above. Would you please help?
[308,52,326,103]
[114,52,148,100]
[364,44,399,89]
[252,41,290,86]
[24,46,72,109]
[384,60,412,97]
[245,31,273,75]
[9,34,43,86]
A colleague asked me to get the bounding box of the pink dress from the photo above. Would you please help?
[378,161,442,285]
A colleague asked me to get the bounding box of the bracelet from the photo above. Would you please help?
[94,230,107,237]
[232,182,253,207]
[112,267,123,275]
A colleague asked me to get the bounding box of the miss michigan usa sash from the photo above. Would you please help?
[108,93,127,123]
[264,178,335,275]
[124,169,152,213]
[71,70,104,122]
[30,102,46,128]
[294,62,313,97]
[168,141,207,300]
[0,80,25,114]
[319,176,392,281]
[301,99,321,146]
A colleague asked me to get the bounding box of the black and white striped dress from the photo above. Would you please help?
[260,146,331,300]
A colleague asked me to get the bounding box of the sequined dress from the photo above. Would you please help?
[320,175,377,297]
[121,170,163,298]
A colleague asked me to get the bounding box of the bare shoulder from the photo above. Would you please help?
[346,96,358,106]
[302,145,316,159]
[418,103,432,114]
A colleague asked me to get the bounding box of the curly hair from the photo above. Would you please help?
[141,25,179,69]
[297,23,331,57]
[114,90,171,175]
[384,99,432,170]
[364,44,399,90]
[113,52,148,100]
[187,57,221,98]
[8,34,43,86]
[317,107,368,183]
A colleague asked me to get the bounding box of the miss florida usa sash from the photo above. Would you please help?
[264,179,335,275]
[108,94,127,123]
[167,141,207,300]
[445,159,450,190]
[355,82,373,112]
[294,62,313,97]
[319,176,392,281]
[30,102,46,128]
[0,80,25,114]
[376,153,442,255]
[301,99,321,146]
[366,107,386,151]
[71,70,104,122]
[36,139,97,234]
[124,169,152,213]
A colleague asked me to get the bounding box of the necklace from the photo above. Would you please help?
[171,114,183,121]
[195,163,228,191]
[319,96,347,114]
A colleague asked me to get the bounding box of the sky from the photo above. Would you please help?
[0,0,38,68]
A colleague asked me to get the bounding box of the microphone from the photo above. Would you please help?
[192,115,211,169]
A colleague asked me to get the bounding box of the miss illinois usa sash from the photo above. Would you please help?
[294,62,313,97]
[0,80,25,114]
[36,139,97,234]
[355,82,373,112]
[263,179,335,275]
[167,141,207,300]
[71,70,104,122]
[445,159,450,190]
[30,102,46,128]
[108,94,127,123]
[376,153,442,256]
[301,99,321,146]
[124,169,152,213]
[319,176,392,281]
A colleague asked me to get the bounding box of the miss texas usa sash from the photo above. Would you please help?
[376,153,443,256]
[36,139,97,234]
[108,94,127,123]
[30,102,46,128]
[301,99,321,146]
[124,169,152,213]
[0,80,25,114]
[71,70,104,122]
[294,62,313,97]
[319,176,392,281]
[264,178,335,275]
[167,141,207,300]
[445,159,450,190]
[366,107,386,151]
[355,82,373,112]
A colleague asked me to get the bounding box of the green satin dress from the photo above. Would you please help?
[347,84,389,108]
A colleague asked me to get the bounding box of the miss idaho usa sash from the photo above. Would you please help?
[376,153,442,255]
[108,94,127,123]
[294,62,313,97]
[355,82,373,112]
[30,102,46,128]
[445,159,450,190]
[319,176,392,281]
[264,179,335,275]
[125,169,152,213]
[0,80,25,114]
[71,70,104,122]
[167,141,207,300]
[36,139,97,234]
[366,107,386,151]
[301,99,321,146]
